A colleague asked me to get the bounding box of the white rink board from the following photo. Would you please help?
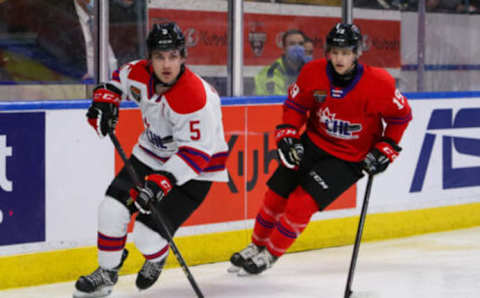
[1,95,480,257]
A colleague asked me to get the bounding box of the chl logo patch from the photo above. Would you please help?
[410,108,480,192]
[317,107,362,139]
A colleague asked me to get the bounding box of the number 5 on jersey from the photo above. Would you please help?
[190,120,200,140]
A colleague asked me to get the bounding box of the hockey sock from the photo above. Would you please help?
[97,196,130,269]
[133,221,169,263]
[252,189,288,247]
[267,187,318,257]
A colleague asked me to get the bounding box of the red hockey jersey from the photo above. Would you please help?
[284,58,412,162]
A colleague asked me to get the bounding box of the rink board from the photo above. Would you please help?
[1,92,480,289]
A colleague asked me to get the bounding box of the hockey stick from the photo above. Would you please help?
[344,174,374,298]
[108,131,205,298]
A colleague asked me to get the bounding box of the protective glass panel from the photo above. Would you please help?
[354,0,480,92]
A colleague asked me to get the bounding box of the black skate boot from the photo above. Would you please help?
[240,249,277,275]
[73,249,128,298]
[136,257,167,290]
[228,243,264,273]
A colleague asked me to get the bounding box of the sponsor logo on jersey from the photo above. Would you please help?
[0,112,45,245]
[317,107,362,139]
[410,108,480,192]
[130,86,142,102]
[313,90,327,103]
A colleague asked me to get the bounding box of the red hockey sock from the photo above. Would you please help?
[267,187,318,257]
[252,189,288,247]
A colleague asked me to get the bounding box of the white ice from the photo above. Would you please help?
[1,226,479,298]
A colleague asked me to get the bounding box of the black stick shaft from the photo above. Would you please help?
[344,175,374,298]
[108,131,205,298]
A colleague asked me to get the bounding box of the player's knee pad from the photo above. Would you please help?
[133,221,169,263]
[98,196,131,236]
[282,187,319,233]
[262,188,288,220]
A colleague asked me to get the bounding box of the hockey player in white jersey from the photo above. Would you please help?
[73,22,229,297]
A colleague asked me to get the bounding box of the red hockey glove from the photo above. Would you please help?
[363,138,402,175]
[275,124,304,170]
[86,84,121,137]
[129,172,176,214]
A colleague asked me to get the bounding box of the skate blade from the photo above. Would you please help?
[227,265,241,273]
[73,287,112,298]
[236,268,254,277]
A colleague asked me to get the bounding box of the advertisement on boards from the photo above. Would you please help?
[368,98,480,213]
[0,112,45,245]
[115,105,356,228]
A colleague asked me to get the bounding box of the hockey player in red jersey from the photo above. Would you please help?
[229,23,412,275]
[74,22,229,297]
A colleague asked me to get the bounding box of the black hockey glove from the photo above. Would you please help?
[86,84,121,137]
[275,124,304,170]
[363,138,402,175]
[129,172,176,214]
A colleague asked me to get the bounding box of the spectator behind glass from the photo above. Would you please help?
[74,0,118,83]
[254,29,309,95]
[303,37,314,62]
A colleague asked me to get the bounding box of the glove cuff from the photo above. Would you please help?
[275,124,299,143]
[374,138,401,162]
[93,83,122,106]
[146,171,176,195]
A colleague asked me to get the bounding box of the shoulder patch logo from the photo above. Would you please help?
[313,90,327,103]
[130,86,141,102]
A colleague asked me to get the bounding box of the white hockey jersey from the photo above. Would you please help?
[109,60,229,185]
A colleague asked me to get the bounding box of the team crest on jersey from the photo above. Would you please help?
[130,86,141,102]
[318,107,362,139]
[313,90,327,103]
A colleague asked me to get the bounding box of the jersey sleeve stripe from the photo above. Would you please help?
[284,102,307,115]
[177,152,202,174]
[285,98,307,113]
[384,112,413,124]
[203,151,229,172]
[178,146,211,162]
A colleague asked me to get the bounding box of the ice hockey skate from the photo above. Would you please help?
[73,249,128,298]
[136,257,167,290]
[228,243,264,273]
[238,248,277,276]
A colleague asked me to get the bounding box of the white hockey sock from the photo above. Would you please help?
[97,196,131,269]
[133,221,169,263]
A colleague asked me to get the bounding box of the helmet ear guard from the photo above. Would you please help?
[325,23,363,56]
[146,22,187,58]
